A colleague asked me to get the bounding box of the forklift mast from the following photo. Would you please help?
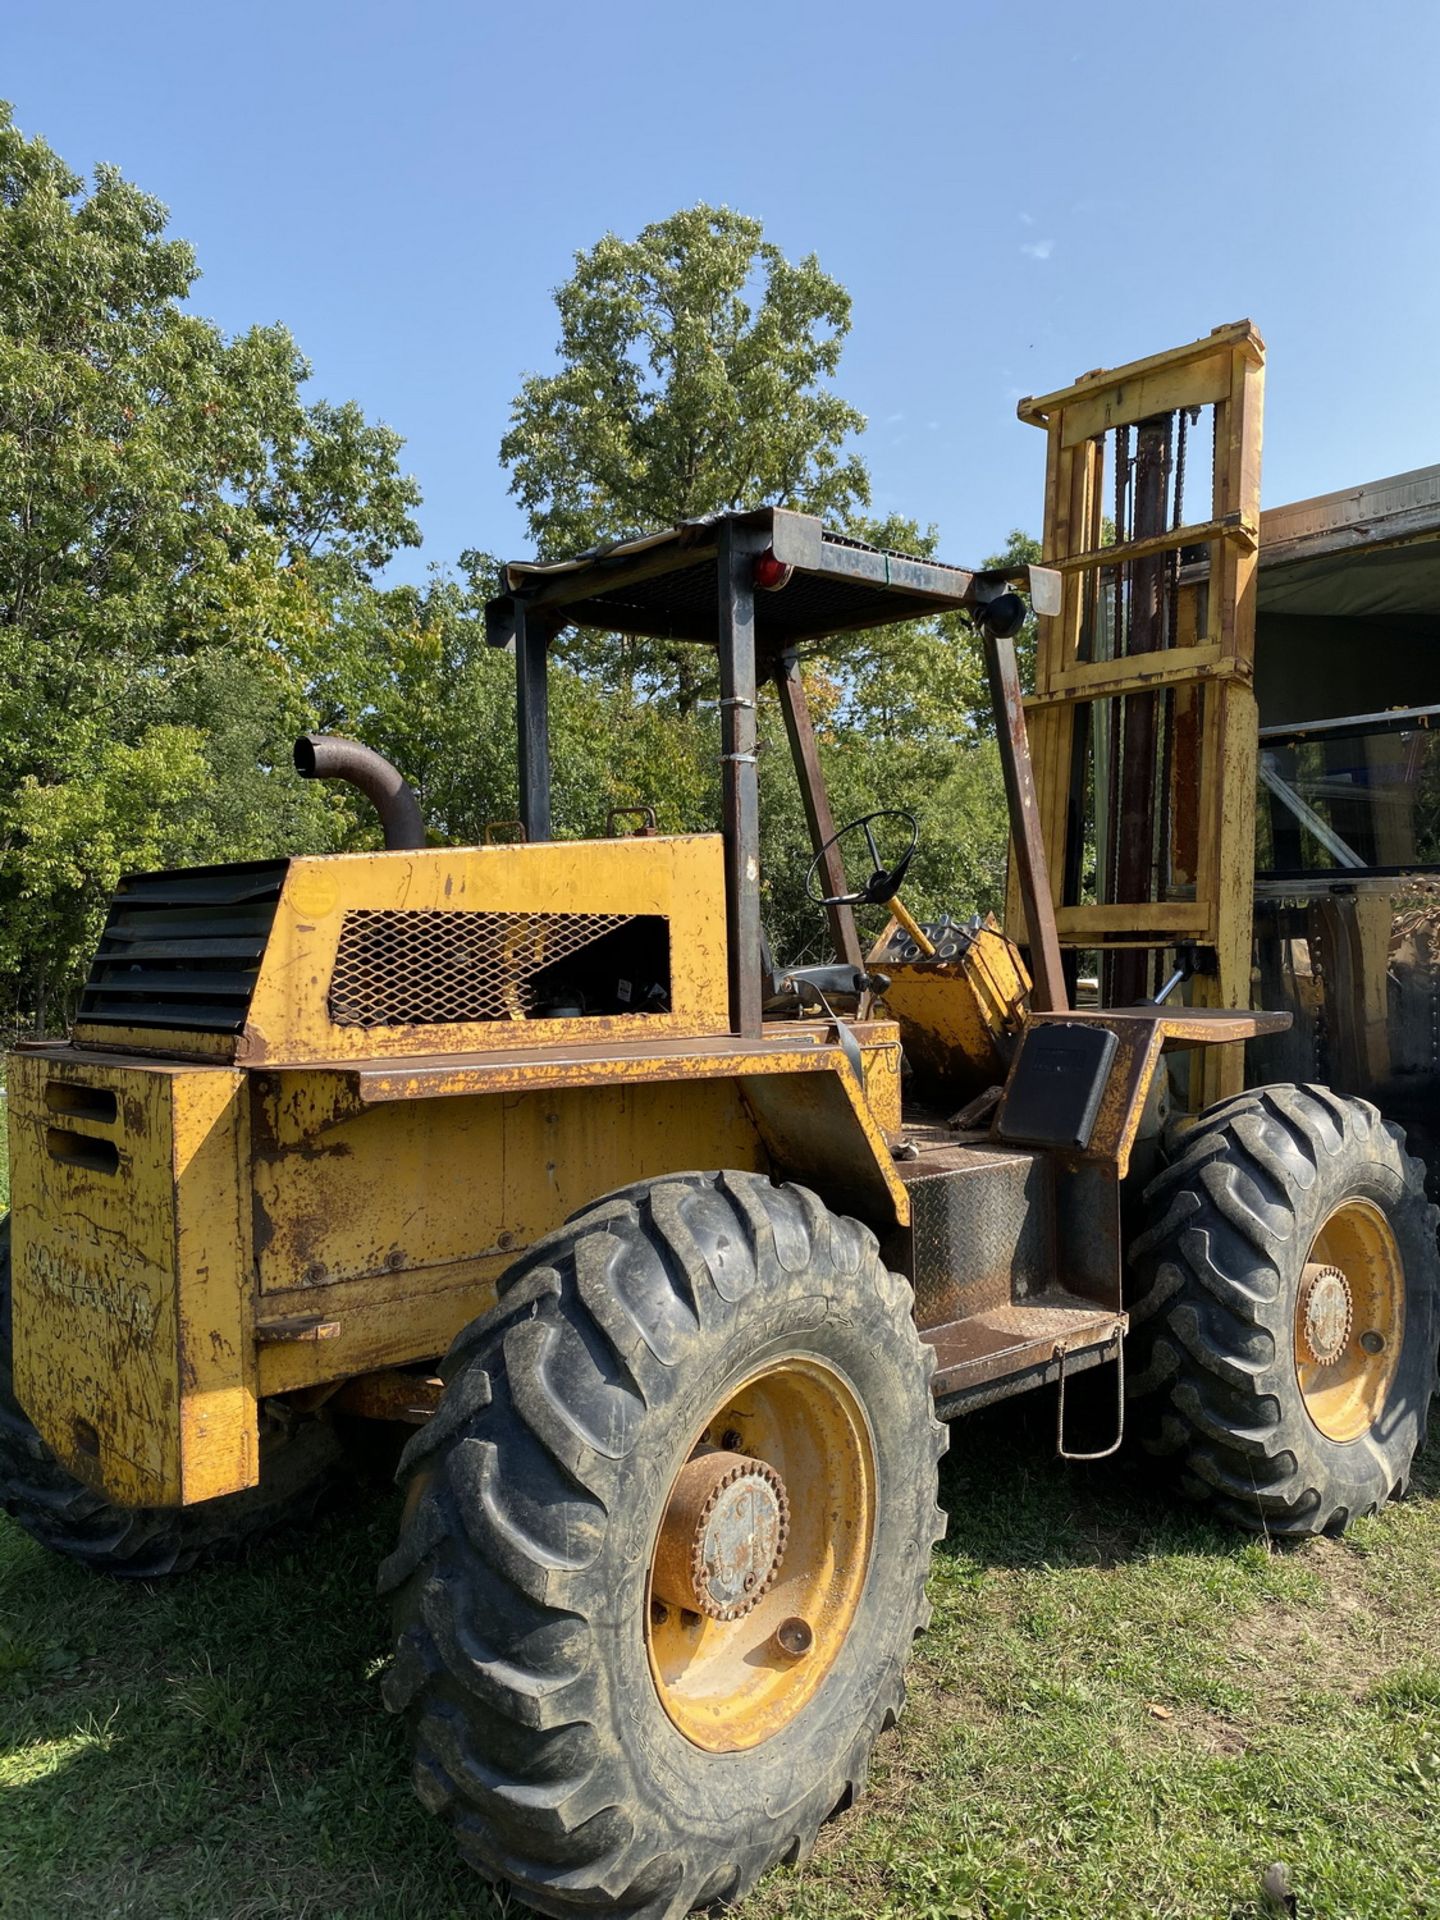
[1013,321,1266,1105]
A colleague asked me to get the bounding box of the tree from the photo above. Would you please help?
[0,103,422,1024]
[502,204,868,553]
[500,205,870,703]
[1,130,1035,1022]
[493,202,1030,961]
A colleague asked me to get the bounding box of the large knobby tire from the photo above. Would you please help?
[1126,1085,1440,1537]
[0,1216,342,1576]
[380,1170,946,1920]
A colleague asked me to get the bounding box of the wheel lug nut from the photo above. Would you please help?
[720,1429,743,1451]
[1360,1330,1386,1354]
[650,1601,669,1627]
[773,1616,813,1660]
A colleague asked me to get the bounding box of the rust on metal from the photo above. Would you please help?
[293,734,425,851]
[605,806,658,837]
[925,1296,1128,1403]
[255,1314,341,1345]
[1016,1007,1289,1176]
[1298,1264,1352,1366]
[1107,412,1172,1007]
[329,1369,444,1424]
[1016,324,1266,1105]
[772,648,863,971]
[651,1450,790,1622]
[772,1617,813,1659]
[982,621,1068,1012]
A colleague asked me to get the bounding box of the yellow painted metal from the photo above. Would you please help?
[7,1007,909,1505]
[1011,1007,1288,1179]
[1046,348,1235,448]
[7,1052,255,1506]
[856,1028,904,1136]
[251,1025,910,1396]
[66,1026,238,1062]
[1031,643,1229,705]
[332,1022,897,1106]
[73,834,731,1065]
[887,896,936,957]
[1013,322,1266,1106]
[876,915,1030,1092]
[646,1356,876,1752]
[1296,1200,1405,1444]
[250,1072,775,1393]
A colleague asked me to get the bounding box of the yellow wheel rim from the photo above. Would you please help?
[1294,1199,1405,1443]
[645,1356,876,1754]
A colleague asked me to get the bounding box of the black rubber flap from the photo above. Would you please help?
[995,1021,1120,1151]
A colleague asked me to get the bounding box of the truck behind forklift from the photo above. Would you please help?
[4,347,1437,1920]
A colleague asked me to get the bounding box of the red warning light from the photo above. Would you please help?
[753,550,794,592]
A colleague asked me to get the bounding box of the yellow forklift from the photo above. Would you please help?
[3,361,1437,1920]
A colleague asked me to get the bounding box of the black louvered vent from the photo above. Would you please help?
[77,861,288,1035]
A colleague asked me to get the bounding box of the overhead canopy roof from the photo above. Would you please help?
[490,471,1440,645]
[1258,464,1440,620]
[488,507,1045,651]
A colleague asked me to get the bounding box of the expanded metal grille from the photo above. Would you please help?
[328,908,637,1028]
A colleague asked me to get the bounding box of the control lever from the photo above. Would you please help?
[1149,942,1200,1007]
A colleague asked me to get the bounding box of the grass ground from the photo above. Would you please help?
[2,1401,1437,1920]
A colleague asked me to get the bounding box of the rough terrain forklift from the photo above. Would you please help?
[4,353,1439,1920]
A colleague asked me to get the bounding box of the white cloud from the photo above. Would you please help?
[1021,238,1055,261]
[1020,211,1036,226]
[885,410,906,424]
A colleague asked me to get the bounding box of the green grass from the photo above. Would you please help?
[2,1408,1438,1920]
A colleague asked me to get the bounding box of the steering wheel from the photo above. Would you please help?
[805,809,919,908]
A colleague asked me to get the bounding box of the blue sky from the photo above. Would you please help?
[9,0,1440,583]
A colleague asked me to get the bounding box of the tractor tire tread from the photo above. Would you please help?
[382,1169,945,1920]
[1126,1085,1439,1537]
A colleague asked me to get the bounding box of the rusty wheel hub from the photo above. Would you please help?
[651,1450,790,1622]
[1299,1262,1354,1366]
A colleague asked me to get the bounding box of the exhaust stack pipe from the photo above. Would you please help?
[293,734,426,851]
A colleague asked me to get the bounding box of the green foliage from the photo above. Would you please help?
[494,208,1017,957]
[3,727,208,1019]
[501,204,868,558]
[0,103,420,1023]
[0,113,1022,1021]
[501,205,871,705]
[816,515,988,744]
[3,1426,1438,1917]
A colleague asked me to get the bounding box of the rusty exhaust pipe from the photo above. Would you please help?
[293,734,426,851]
